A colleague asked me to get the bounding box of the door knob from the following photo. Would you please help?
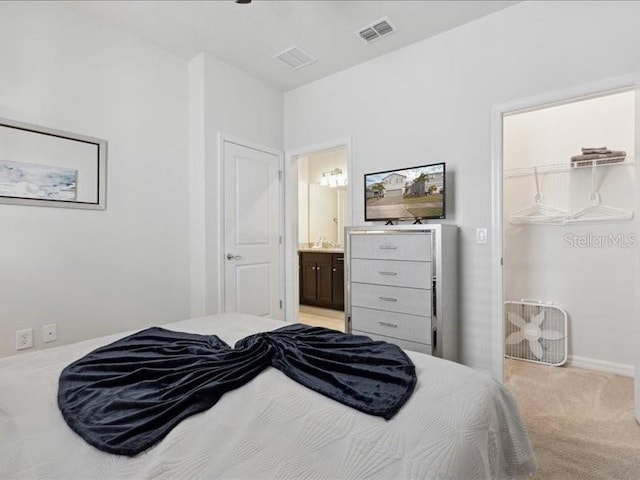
[226,253,242,260]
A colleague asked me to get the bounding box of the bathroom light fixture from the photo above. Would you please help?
[320,168,347,188]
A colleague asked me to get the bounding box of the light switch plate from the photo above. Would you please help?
[476,228,488,245]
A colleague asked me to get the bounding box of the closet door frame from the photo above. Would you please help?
[490,73,640,399]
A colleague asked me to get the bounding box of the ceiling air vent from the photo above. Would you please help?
[274,46,317,70]
[357,18,396,43]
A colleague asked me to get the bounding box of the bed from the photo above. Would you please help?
[0,313,536,479]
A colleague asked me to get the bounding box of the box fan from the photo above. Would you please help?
[504,300,568,366]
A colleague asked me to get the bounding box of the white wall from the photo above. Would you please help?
[307,149,348,184]
[284,1,640,370]
[189,54,207,318]
[504,91,636,372]
[0,2,191,356]
[188,53,283,316]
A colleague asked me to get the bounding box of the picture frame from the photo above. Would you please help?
[0,117,107,210]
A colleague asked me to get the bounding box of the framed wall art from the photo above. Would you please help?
[0,117,107,209]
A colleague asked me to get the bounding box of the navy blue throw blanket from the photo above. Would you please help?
[58,323,416,456]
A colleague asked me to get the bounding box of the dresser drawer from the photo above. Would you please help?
[352,329,432,355]
[350,233,432,262]
[351,283,431,316]
[350,258,431,289]
[351,306,431,344]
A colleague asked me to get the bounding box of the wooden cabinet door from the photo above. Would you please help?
[332,259,344,309]
[300,257,318,304]
[316,257,333,305]
[300,252,345,310]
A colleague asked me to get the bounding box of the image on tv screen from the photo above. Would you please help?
[365,162,445,221]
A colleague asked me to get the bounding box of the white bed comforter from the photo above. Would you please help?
[0,314,536,479]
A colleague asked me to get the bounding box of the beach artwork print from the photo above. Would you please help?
[0,159,77,201]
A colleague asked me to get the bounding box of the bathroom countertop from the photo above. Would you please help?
[298,247,344,253]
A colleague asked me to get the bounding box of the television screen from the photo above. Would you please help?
[364,162,445,222]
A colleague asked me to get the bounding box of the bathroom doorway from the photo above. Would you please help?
[296,146,349,331]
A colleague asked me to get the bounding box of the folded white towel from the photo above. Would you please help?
[581,147,610,154]
[571,151,625,162]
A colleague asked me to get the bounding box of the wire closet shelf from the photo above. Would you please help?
[505,156,634,225]
[504,156,633,179]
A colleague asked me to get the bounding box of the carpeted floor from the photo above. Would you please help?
[505,358,640,480]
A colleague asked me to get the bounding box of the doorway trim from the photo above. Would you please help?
[490,73,640,381]
[284,136,353,324]
[218,132,285,317]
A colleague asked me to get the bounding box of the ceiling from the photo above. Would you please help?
[72,0,519,92]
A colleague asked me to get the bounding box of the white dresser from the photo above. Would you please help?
[345,224,458,361]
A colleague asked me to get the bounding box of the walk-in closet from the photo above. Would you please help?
[502,89,640,478]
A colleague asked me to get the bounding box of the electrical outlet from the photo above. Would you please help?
[43,324,57,343]
[16,329,33,350]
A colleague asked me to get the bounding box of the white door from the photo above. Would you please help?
[223,140,282,319]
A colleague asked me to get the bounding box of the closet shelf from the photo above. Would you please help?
[504,156,634,179]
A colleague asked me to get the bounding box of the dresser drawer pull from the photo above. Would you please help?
[378,271,397,276]
[378,296,397,302]
[378,245,398,250]
[378,321,398,328]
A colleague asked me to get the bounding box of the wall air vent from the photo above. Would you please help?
[357,18,396,43]
[273,46,317,70]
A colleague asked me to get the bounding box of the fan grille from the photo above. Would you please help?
[505,301,568,366]
[273,46,317,70]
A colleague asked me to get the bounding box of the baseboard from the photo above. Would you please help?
[568,355,634,378]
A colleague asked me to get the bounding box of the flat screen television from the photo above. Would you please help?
[364,162,445,222]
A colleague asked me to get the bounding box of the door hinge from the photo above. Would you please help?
[279,300,283,309]
[278,170,283,181]
[279,235,282,245]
